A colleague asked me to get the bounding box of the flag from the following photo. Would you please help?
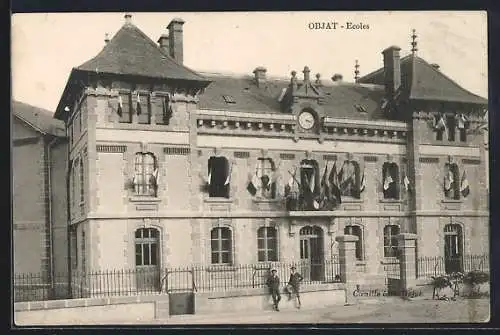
[136,92,142,115]
[153,168,160,186]
[457,114,467,129]
[383,174,394,191]
[308,170,315,193]
[207,170,212,186]
[117,95,123,117]
[163,95,173,123]
[403,175,410,192]
[246,172,259,196]
[224,162,233,185]
[435,115,447,131]
[360,169,366,193]
[460,170,470,198]
[318,164,330,209]
[328,162,342,204]
[444,170,454,191]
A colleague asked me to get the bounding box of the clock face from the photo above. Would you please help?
[298,111,316,130]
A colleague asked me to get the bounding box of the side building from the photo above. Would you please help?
[12,100,69,300]
[53,14,489,295]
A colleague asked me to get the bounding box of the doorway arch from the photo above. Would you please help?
[299,225,325,281]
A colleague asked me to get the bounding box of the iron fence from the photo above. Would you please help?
[416,254,489,279]
[14,258,341,302]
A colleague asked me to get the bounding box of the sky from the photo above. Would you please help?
[12,11,488,113]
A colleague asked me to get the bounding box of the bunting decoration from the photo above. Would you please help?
[360,169,366,193]
[136,92,142,115]
[117,95,123,117]
[460,170,470,198]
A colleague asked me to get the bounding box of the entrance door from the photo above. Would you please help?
[444,224,463,274]
[135,228,161,292]
[299,226,325,281]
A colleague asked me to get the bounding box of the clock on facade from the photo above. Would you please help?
[298,110,316,130]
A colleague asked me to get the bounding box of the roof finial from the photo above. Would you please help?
[354,60,360,83]
[104,33,110,44]
[411,29,418,55]
[124,13,132,24]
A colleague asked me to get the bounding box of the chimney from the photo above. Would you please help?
[303,66,311,84]
[124,13,132,25]
[157,34,170,55]
[430,63,440,71]
[332,73,343,82]
[253,67,267,87]
[382,45,402,97]
[167,18,185,64]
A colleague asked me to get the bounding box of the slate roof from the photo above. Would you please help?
[198,74,386,120]
[12,100,66,137]
[358,55,487,105]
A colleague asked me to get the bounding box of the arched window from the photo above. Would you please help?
[207,156,230,198]
[444,163,460,200]
[344,225,363,260]
[339,160,361,199]
[383,225,400,257]
[211,227,232,265]
[135,228,160,267]
[257,227,278,262]
[382,162,400,199]
[134,153,157,196]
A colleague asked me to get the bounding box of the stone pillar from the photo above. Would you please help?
[336,235,358,305]
[397,233,418,296]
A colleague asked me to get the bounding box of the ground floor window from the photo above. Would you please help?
[383,225,400,257]
[135,228,160,266]
[257,226,278,262]
[344,225,363,260]
[211,227,232,265]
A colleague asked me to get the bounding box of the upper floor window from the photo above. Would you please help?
[444,163,460,200]
[133,152,158,197]
[446,115,456,141]
[208,156,231,198]
[155,95,173,125]
[299,159,320,209]
[211,227,232,265]
[136,92,151,125]
[434,114,446,141]
[382,162,399,200]
[383,225,400,258]
[257,226,278,262]
[118,93,132,123]
[344,225,363,260]
[339,160,361,199]
[248,158,276,199]
[457,114,468,142]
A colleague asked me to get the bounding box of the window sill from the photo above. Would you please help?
[441,199,463,204]
[341,198,363,204]
[129,196,161,203]
[380,258,400,265]
[252,198,280,204]
[204,197,234,204]
[355,260,367,266]
[379,199,404,204]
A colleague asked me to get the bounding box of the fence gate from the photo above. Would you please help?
[163,268,196,316]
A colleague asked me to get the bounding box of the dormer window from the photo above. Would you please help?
[222,95,236,104]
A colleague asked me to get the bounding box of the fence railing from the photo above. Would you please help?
[14,258,341,302]
[416,254,489,279]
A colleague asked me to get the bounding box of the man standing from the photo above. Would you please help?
[286,266,304,308]
[266,269,281,311]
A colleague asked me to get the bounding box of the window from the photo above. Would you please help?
[382,162,399,199]
[81,230,86,272]
[118,93,132,123]
[344,225,363,260]
[339,160,361,199]
[435,114,444,141]
[137,93,151,124]
[208,156,231,198]
[444,163,460,200]
[135,228,160,266]
[383,225,400,258]
[257,227,278,261]
[79,158,84,204]
[155,95,173,125]
[211,227,232,265]
[447,115,456,141]
[457,114,468,142]
[255,158,276,199]
[134,153,157,197]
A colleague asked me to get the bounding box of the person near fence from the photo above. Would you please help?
[285,266,304,308]
[266,268,281,311]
